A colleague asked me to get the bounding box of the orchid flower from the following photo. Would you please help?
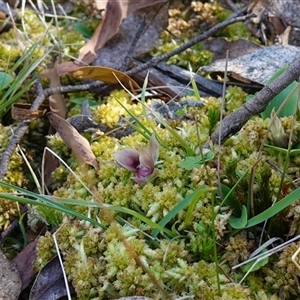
[114,135,159,184]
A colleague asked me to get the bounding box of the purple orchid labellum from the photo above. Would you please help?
[114,135,159,184]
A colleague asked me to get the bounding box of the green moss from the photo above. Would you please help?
[225,86,248,113]
[0,195,20,230]
[36,219,258,299]
[93,90,143,127]
[34,231,56,270]
[150,1,232,70]
[261,243,300,299]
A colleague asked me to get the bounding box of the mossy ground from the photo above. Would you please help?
[1,1,300,299]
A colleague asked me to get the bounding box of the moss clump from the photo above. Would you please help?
[34,231,56,270]
[225,86,248,113]
[151,1,230,70]
[260,243,300,299]
[222,233,254,267]
[36,220,255,299]
[0,195,20,230]
[93,90,143,127]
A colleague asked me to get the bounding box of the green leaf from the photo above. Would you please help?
[70,97,99,108]
[219,184,241,216]
[0,181,106,229]
[0,72,13,91]
[175,107,187,117]
[261,65,299,119]
[246,185,300,228]
[179,150,214,170]
[74,22,93,38]
[151,186,215,238]
[229,205,247,229]
[242,250,269,272]
[264,143,300,157]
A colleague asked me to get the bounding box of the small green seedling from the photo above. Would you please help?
[179,150,214,170]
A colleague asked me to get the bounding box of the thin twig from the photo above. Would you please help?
[226,0,239,11]
[207,58,300,146]
[226,1,261,39]
[120,14,146,72]
[126,13,256,76]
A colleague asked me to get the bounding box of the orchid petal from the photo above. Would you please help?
[114,149,140,172]
[149,135,159,164]
[132,174,148,184]
[139,148,154,175]
[113,135,160,184]
[132,169,158,184]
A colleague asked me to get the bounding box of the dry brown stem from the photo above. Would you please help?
[207,58,300,146]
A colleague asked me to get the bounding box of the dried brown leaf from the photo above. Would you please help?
[29,256,74,300]
[248,0,300,28]
[70,66,140,89]
[11,103,49,120]
[248,0,300,45]
[43,148,60,189]
[12,240,38,291]
[47,63,67,119]
[94,0,168,70]
[40,61,82,77]
[78,0,167,64]
[202,38,261,61]
[47,112,99,171]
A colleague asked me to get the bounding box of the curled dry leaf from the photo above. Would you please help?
[11,103,49,121]
[40,61,82,77]
[47,63,67,119]
[42,0,168,76]
[47,112,99,171]
[248,0,300,28]
[78,0,167,65]
[248,0,300,45]
[29,256,74,300]
[70,66,140,90]
[94,0,168,70]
